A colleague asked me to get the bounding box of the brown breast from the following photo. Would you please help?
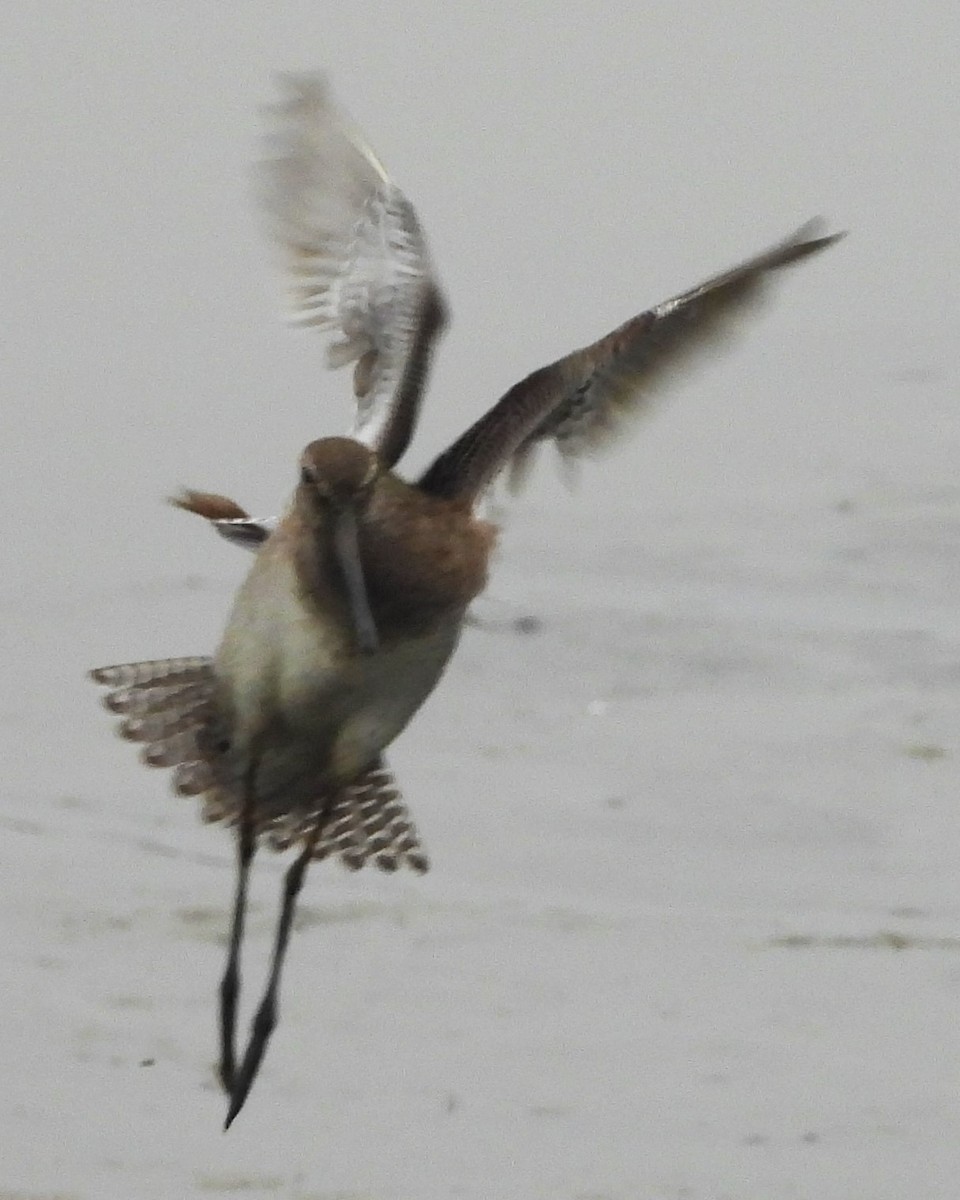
[360,479,497,636]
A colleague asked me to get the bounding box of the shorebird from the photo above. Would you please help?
[90,75,843,1127]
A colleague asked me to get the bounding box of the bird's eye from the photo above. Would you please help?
[299,466,312,486]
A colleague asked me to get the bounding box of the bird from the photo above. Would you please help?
[89,73,844,1127]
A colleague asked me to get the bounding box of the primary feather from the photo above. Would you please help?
[419,220,844,502]
[260,73,446,466]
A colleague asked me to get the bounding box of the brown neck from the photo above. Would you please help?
[290,477,494,640]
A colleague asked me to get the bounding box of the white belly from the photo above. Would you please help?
[213,545,462,802]
[328,622,462,778]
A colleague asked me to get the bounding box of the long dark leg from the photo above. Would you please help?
[219,773,257,1094]
[224,821,321,1129]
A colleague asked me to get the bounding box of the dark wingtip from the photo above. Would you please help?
[802,229,848,253]
[224,1074,255,1129]
[779,219,848,263]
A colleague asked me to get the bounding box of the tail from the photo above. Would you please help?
[90,662,429,874]
[258,758,430,874]
[89,657,223,797]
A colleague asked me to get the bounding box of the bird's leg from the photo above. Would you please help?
[224,818,321,1129]
[218,768,257,1094]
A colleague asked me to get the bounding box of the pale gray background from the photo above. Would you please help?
[4,3,960,1198]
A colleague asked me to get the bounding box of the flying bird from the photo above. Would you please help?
[90,74,843,1126]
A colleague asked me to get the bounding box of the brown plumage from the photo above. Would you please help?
[90,73,845,1128]
[170,490,253,522]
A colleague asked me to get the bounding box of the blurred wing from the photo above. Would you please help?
[419,219,844,502]
[261,74,447,467]
[169,490,277,552]
[207,516,278,551]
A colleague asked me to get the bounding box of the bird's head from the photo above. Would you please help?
[296,437,382,654]
[297,437,381,510]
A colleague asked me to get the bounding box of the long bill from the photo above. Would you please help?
[332,504,379,654]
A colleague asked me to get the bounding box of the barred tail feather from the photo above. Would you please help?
[104,680,210,718]
[91,662,428,874]
[89,655,221,787]
[90,657,213,690]
[173,759,219,797]
[267,760,429,874]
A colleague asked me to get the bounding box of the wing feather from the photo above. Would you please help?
[169,490,276,551]
[419,220,844,502]
[260,74,446,466]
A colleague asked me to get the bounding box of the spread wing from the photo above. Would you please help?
[261,74,447,467]
[418,219,844,503]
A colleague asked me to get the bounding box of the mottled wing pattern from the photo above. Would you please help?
[261,74,447,467]
[419,220,844,502]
